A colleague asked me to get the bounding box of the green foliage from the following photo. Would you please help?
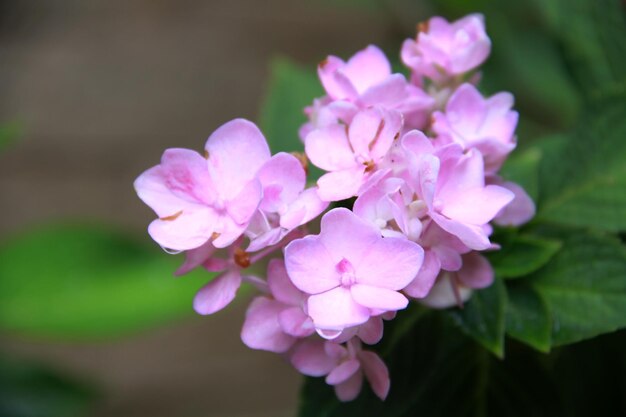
[0,225,209,339]
[487,233,562,279]
[536,97,626,231]
[530,228,626,346]
[448,278,506,357]
[505,285,551,352]
[299,310,626,417]
[0,356,94,417]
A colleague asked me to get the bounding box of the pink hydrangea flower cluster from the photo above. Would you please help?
[134,14,534,402]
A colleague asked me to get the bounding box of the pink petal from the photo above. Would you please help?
[316,167,366,202]
[226,178,263,225]
[318,56,358,100]
[358,317,384,345]
[335,371,363,402]
[403,250,441,298]
[147,207,218,251]
[457,252,494,289]
[175,241,217,276]
[305,124,356,171]
[493,181,535,226]
[341,45,391,95]
[359,74,408,108]
[355,237,424,290]
[205,119,271,200]
[193,270,242,315]
[420,273,473,309]
[280,188,329,230]
[318,208,381,265]
[267,258,305,305]
[441,184,514,225]
[359,350,390,400]
[290,339,338,377]
[257,153,306,212]
[240,297,295,353]
[348,108,402,162]
[284,236,339,294]
[278,306,315,337]
[351,284,409,311]
[430,211,491,250]
[326,359,361,385]
[308,287,370,330]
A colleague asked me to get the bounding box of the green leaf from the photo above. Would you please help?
[487,234,562,279]
[505,285,552,352]
[448,278,507,358]
[299,311,563,417]
[537,97,626,231]
[259,58,323,153]
[498,146,541,202]
[530,228,626,346]
[532,0,626,100]
[0,224,210,339]
[0,356,94,417]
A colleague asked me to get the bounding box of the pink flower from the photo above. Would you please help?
[290,338,390,401]
[241,259,314,353]
[432,83,518,172]
[318,45,432,116]
[134,119,270,251]
[488,176,536,226]
[401,14,491,82]
[420,251,494,308]
[284,208,424,334]
[246,152,328,251]
[410,140,514,250]
[305,107,402,201]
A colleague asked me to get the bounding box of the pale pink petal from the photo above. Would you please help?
[316,167,367,202]
[318,208,381,264]
[326,359,361,385]
[351,284,409,311]
[246,227,286,252]
[493,181,535,226]
[403,250,441,298]
[265,259,302,305]
[441,184,514,225]
[437,149,485,199]
[305,124,356,171]
[147,207,218,251]
[211,216,248,248]
[175,241,217,276]
[227,178,263,225]
[278,307,315,337]
[348,108,402,162]
[284,236,339,294]
[358,317,384,345]
[240,297,295,353]
[359,350,390,400]
[308,287,370,330]
[290,339,338,376]
[335,371,363,402]
[193,270,242,315]
[420,273,473,309]
[257,153,306,212]
[457,252,494,289]
[418,155,440,207]
[430,211,491,250]
[341,45,391,94]
[205,119,271,200]
[355,237,424,290]
[280,188,329,230]
[359,74,408,108]
[318,56,358,100]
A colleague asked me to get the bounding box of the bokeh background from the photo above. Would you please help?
[0,0,615,416]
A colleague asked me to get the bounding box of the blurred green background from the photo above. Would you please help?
[0,0,624,416]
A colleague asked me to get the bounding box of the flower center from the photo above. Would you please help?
[336,258,357,287]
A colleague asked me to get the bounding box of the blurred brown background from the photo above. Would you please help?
[0,1,428,415]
